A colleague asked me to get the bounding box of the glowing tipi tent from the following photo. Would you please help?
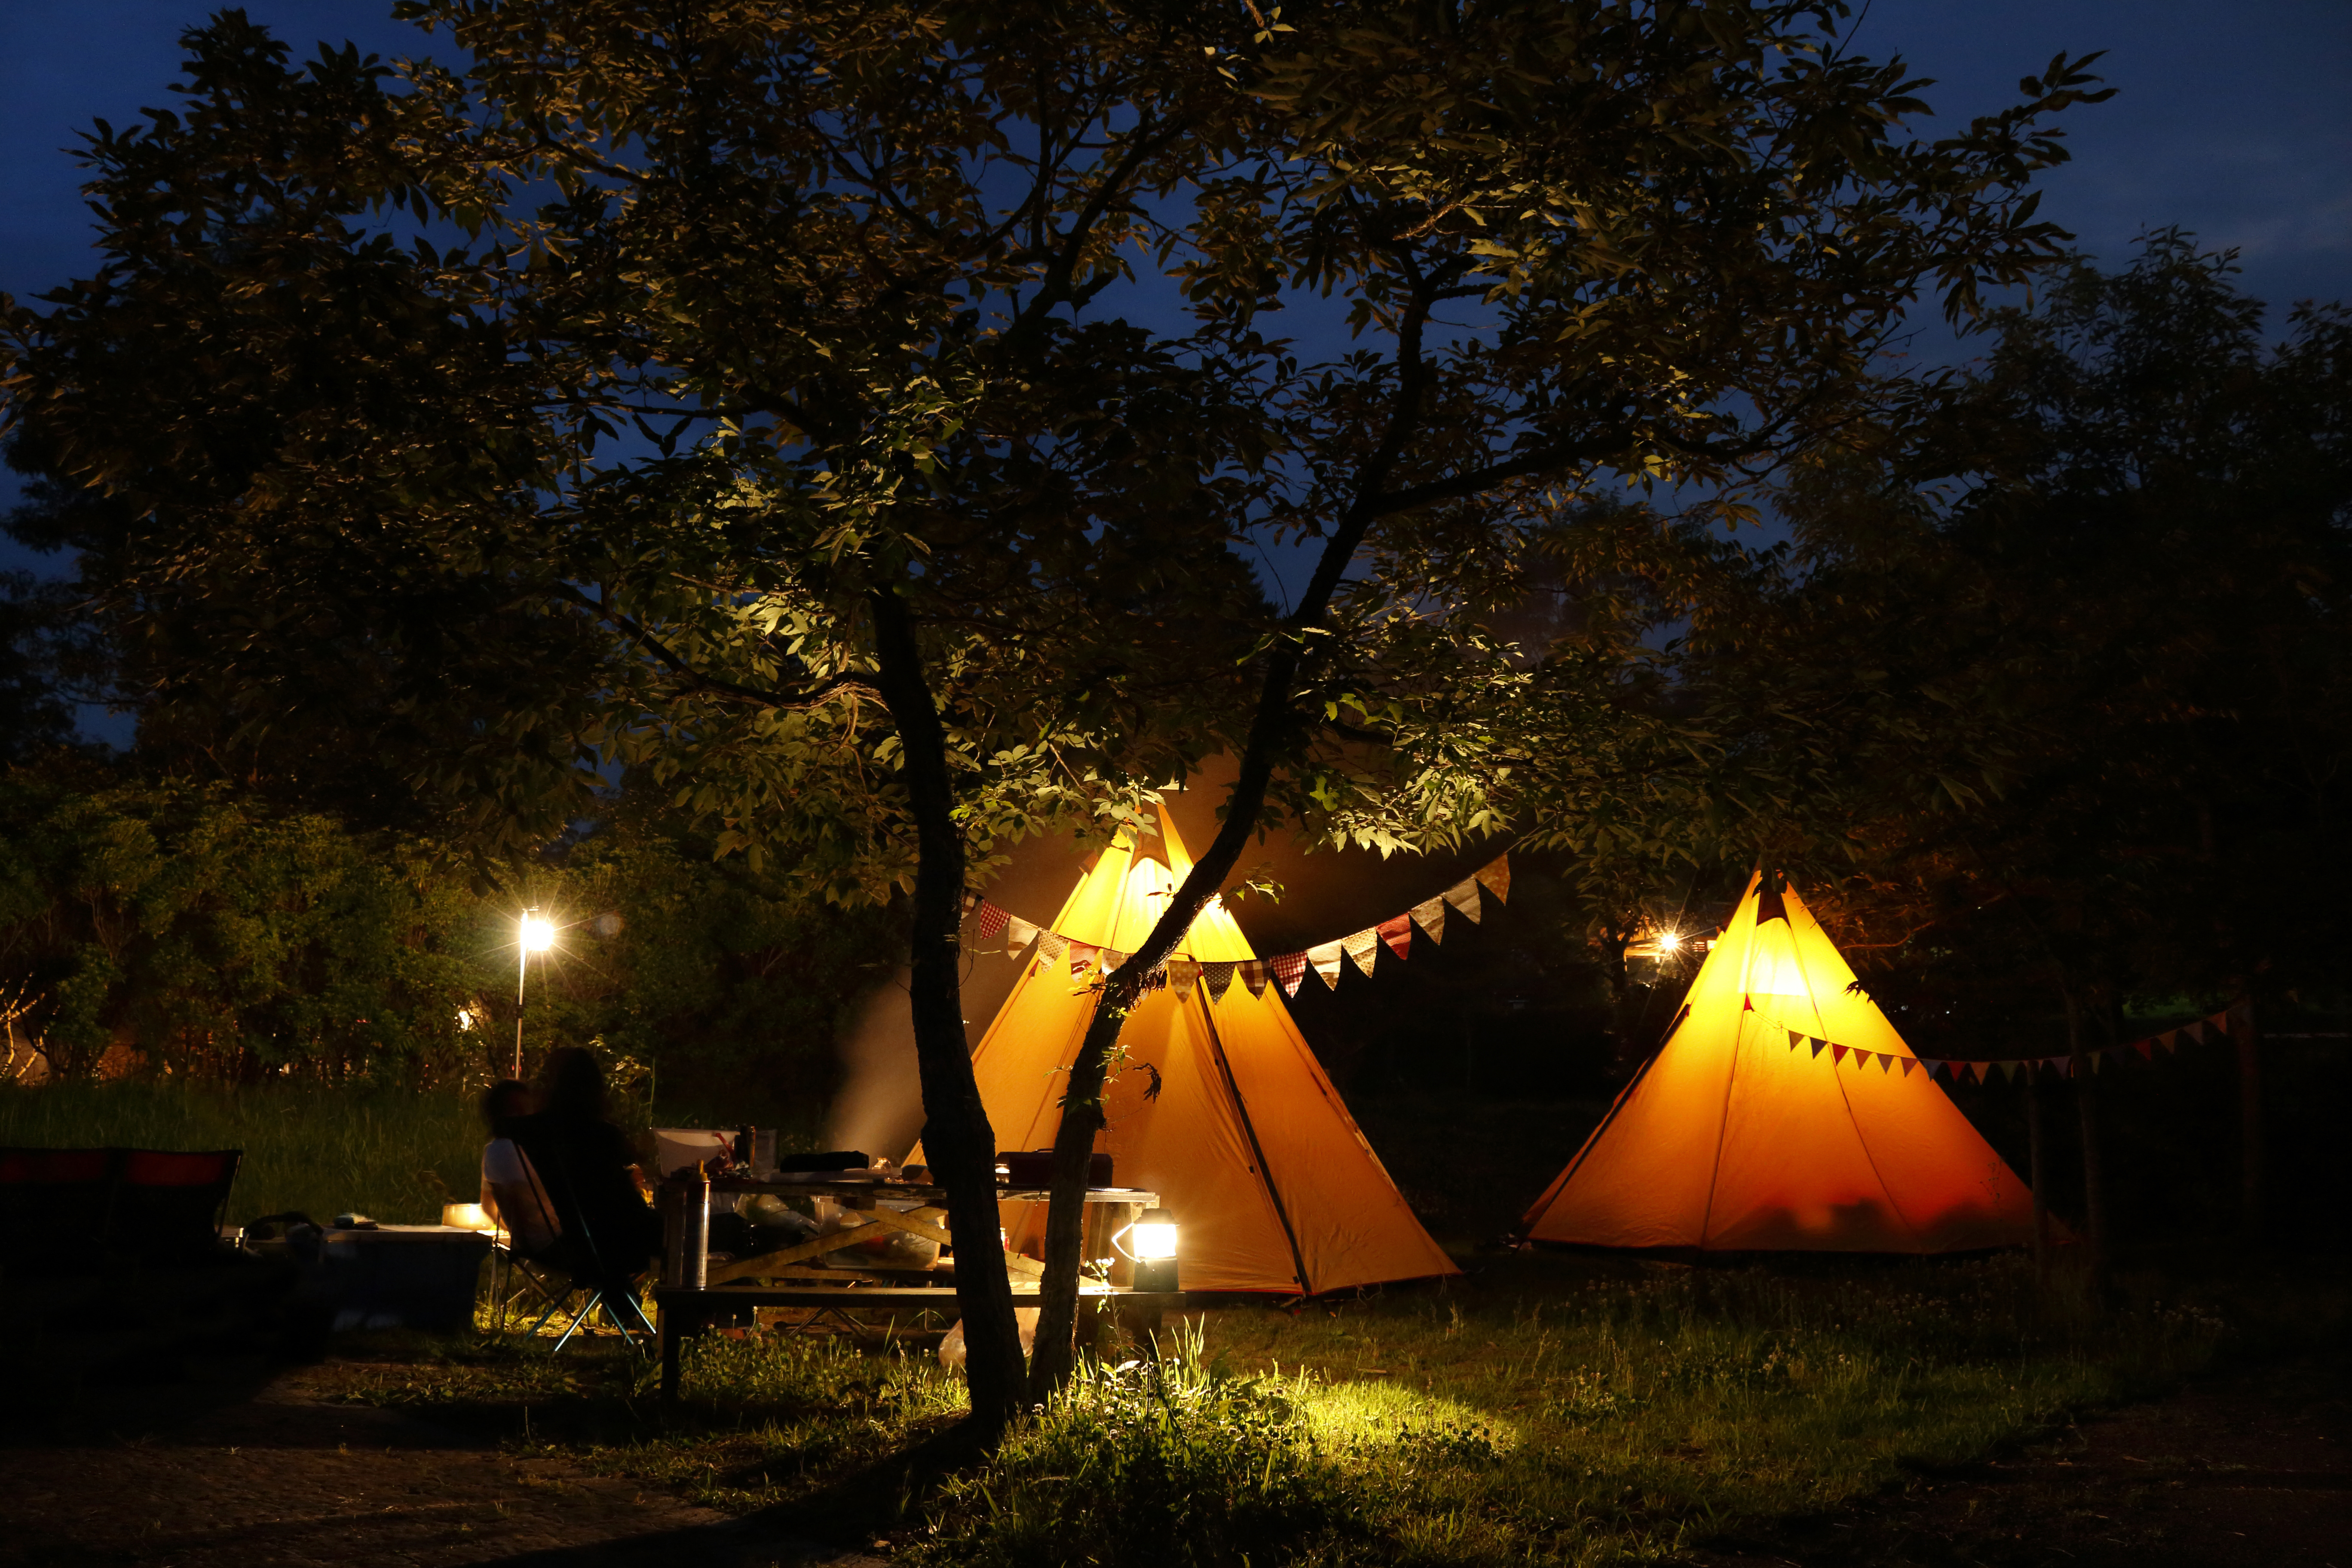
[966,806,1458,1294]
[1522,873,2037,1253]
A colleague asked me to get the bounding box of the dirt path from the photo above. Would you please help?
[2,1365,883,1568]
[1691,1357,2352,1568]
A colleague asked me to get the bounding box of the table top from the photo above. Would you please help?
[320,1224,496,1244]
[708,1176,1159,1205]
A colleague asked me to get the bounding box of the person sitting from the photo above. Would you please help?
[478,1079,560,1257]
[507,1048,661,1290]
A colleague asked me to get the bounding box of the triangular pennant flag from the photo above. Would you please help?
[1787,1030,1804,1051]
[2178,1020,2206,1045]
[1308,942,1346,989]
[2000,1060,2021,1082]
[1341,928,1381,979]
[1972,1061,1991,1083]
[1005,914,1041,957]
[1409,896,1447,945]
[1441,879,1485,924]
[1035,930,1069,965]
[1899,1057,1918,1077]
[1239,960,1271,998]
[2132,1038,2153,1061]
[1376,913,1412,961]
[960,890,981,916]
[1810,1037,1828,1057]
[1927,1060,1949,1079]
[1167,959,1202,998]
[1271,952,1308,997]
[1099,950,1129,976]
[1879,1052,1897,1073]
[1472,855,1511,904]
[1831,1044,1848,1066]
[1201,961,1237,1002]
[2158,1029,2180,1054]
[973,900,1010,943]
[1068,941,1098,977]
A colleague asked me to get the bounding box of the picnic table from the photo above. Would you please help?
[653,1174,1179,1402]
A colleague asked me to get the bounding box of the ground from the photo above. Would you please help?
[5,1314,2346,1567]
[1695,1354,2352,1568]
[1,1361,882,1568]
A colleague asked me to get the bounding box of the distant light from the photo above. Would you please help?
[455,1008,475,1032]
[520,913,556,952]
[1657,931,1682,952]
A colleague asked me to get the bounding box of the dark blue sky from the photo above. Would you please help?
[3,2,2348,734]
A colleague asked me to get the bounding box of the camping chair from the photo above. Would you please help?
[487,1232,563,1338]
[111,1149,242,1265]
[506,1129,657,1355]
[0,1146,241,1273]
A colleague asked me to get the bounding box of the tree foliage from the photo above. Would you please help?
[2,2,2110,1422]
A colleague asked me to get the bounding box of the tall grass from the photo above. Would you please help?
[0,1080,485,1225]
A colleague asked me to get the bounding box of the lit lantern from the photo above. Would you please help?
[1128,1208,1179,1292]
[442,1202,495,1232]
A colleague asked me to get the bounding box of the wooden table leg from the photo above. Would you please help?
[659,1302,683,1407]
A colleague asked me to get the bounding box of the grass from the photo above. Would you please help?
[309,1246,2256,1567]
[0,1079,485,1225]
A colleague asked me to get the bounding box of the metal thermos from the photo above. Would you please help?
[665,1167,711,1289]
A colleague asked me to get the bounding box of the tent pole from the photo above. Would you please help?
[1194,990,1313,1297]
[2062,987,2108,1303]
[2025,1060,2049,1281]
[2235,999,2264,1240]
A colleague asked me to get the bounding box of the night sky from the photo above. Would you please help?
[3,1,2347,722]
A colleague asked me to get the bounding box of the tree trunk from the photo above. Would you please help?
[2062,987,2108,1302]
[867,588,1026,1438]
[2026,1058,2050,1281]
[1027,672,1302,1394]
[2235,998,2264,1240]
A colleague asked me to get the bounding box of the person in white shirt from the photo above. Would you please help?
[478,1079,560,1256]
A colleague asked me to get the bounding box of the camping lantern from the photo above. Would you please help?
[441,1202,494,1232]
[1128,1208,1179,1292]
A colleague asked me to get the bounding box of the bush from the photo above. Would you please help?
[913,1338,1367,1568]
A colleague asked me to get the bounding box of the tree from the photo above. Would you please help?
[1718,234,2352,1275]
[4,3,2107,1427]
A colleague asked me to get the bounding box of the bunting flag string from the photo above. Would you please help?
[957,854,1511,992]
[1761,999,2252,1087]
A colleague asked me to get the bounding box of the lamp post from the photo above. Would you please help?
[515,909,555,1078]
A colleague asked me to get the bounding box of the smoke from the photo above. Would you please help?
[826,971,926,1161]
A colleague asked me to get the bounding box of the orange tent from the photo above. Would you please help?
[1522,873,2037,1253]
[964,806,1458,1294]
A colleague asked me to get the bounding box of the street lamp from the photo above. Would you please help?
[515,910,556,1078]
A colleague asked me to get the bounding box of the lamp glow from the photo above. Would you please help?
[1657,931,1681,952]
[520,913,557,952]
[1131,1213,1179,1260]
[442,1202,494,1231]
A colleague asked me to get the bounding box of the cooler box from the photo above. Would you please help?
[322,1225,493,1331]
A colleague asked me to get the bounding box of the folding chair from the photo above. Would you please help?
[506,1128,657,1354]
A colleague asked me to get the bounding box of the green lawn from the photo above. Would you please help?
[316,1247,2246,1567]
